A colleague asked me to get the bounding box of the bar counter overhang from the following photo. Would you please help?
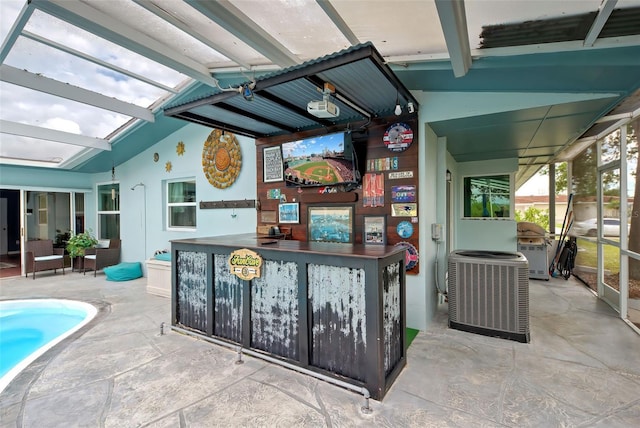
[171,234,407,400]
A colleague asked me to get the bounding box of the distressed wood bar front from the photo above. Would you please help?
[171,234,406,400]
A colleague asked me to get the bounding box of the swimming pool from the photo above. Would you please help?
[0,299,97,393]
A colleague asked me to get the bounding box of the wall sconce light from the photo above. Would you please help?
[407,102,415,114]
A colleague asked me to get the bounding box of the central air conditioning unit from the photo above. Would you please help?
[448,250,530,343]
[307,100,340,118]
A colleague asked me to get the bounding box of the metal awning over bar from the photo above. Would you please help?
[164,43,419,139]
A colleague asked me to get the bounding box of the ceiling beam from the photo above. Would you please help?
[584,0,618,47]
[0,65,155,122]
[30,0,220,88]
[131,0,253,70]
[185,0,300,68]
[434,0,472,78]
[172,112,263,139]
[21,31,177,94]
[315,0,360,45]
[1,120,111,151]
[386,35,640,66]
[217,102,298,133]
[595,109,638,123]
[0,0,34,63]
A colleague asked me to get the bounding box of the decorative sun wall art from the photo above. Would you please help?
[165,161,172,172]
[176,141,185,156]
[202,129,242,189]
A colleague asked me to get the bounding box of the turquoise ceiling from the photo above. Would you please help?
[392,45,640,185]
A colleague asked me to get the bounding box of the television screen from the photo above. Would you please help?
[282,132,361,187]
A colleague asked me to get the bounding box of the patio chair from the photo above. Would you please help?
[83,239,121,276]
[25,239,65,279]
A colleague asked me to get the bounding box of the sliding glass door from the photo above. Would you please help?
[22,191,85,273]
[24,191,71,246]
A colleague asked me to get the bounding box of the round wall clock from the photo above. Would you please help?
[202,129,242,189]
[153,153,159,162]
[383,122,414,152]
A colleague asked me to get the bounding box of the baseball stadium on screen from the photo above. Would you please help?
[281,131,362,188]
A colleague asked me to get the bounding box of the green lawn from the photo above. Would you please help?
[574,238,620,272]
[553,221,620,272]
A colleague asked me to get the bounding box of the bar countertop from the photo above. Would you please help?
[172,233,405,260]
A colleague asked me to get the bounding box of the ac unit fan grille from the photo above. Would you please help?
[448,251,530,342]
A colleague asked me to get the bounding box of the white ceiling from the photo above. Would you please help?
[1,0,639,174]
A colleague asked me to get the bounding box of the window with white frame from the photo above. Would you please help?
[97,183,120,239]
[167,179,196,229]
[463,174,512,218]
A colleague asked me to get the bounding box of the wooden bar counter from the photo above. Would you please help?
[171,234,406,400]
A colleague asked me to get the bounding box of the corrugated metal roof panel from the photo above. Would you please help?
[480,6,640,49]
[190,105,284,136]
[164,42,418,137]
[600,7,640,38]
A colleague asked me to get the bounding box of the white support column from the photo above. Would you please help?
[549,163,556,235]
[620,125,628,320]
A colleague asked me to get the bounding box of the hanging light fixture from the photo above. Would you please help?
[394,91,402,116]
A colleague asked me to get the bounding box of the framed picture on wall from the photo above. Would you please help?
[307,205,354,243]
[363,215,386,245]
[278,202,299,223]
[263,146,283,183]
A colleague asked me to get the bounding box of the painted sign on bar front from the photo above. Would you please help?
[228,248,263,280]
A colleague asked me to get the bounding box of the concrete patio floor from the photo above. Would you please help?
[1,270,639,427]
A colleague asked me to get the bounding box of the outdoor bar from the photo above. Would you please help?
[171,233,406,400]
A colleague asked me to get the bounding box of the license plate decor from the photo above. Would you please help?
[392,203,417,217]
[388,171,413,179]
[391,185,416,203]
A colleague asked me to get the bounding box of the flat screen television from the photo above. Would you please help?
[282,131,363,188]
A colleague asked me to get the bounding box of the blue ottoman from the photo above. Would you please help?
[103,262,143,281]
[154,252,171,262]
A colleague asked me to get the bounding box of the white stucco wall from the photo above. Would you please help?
[403,92,457,330]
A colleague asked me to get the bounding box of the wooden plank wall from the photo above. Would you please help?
[256,117,420,274]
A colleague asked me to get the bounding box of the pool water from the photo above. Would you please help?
[0,299,97,392]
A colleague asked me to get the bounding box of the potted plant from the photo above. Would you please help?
[66,230,98,271]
